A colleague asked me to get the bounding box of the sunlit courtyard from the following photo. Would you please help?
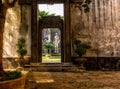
[1,0,120,89]
[25,71,120,89]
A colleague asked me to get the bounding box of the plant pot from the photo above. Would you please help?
[0,70,28,89]
[75,58,87,69]
[45,53,51,57]
[23,56,30,61]
[16,56,29,68]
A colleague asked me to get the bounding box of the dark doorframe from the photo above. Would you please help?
[38,16,63,62]
[31,0,71,62]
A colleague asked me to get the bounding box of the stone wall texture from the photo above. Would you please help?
[71,0,120,57]
[3,0,120,63]
[3,2,31,57]
[3,2,21,57]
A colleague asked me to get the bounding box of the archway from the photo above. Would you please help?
[38,16,63,63]
[42,28,61,63]
[31,0,71,63]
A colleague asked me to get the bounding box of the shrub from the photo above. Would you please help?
[0,71,21,82]
[16,37,27,56]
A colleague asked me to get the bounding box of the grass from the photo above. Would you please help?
[42,56,61,63]
[42,53,61,63]
[42,57,60,60]
[42,53,61,56]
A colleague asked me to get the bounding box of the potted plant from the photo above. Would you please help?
[16,37,27,67]
[0,70,28,89]
[0,1,28,88]
[43,43,54,57]
[74,39,91,69]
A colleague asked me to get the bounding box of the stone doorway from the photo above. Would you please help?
[39,16,63,63]
[31,0,71,63]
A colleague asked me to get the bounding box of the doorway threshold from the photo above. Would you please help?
[24,62,78,72]
[42,61,61,64]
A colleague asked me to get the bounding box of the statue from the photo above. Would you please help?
[45,29,51,43]
[53,33,60,53]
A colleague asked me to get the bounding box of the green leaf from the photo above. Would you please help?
[85,0,91,4]
[84,7,90,13]
[38,10,56,19]
[74,39,91,57]
[82,4,90,13]
[16,37,27,56]
[43,43,54,49]
[82,4,88,7]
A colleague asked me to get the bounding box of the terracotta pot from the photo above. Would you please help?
[0,71,28,89]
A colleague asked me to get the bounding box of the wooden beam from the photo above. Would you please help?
[37,0,64,4]
[70,0,83,3]
[19,0,32,5]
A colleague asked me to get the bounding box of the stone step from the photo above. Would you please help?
[25,63,76,67]
[24,63,81,72]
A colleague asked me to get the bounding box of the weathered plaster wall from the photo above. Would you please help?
[3,2,21,57]
[71,0,120,57]
[3,2,31,57]
[20,5,31,56]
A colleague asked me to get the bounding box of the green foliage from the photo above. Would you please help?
[16,37,27,56]
[0,71,21,82]
[61,16,64,20]
[43,43,54,49]
[38,10,64,20]
[74,40,81,46]
[42,57,60,61]
[85,0,91,4]
[42,53,61,56]
[43,43,54,54]
[17,49,27,56]
[82,0,91,13]
[51,53,61,56]
[74,39,91,57]
[75,45,86,56]
[38,11,55,19]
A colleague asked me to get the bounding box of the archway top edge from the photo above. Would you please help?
[19,0,83,5]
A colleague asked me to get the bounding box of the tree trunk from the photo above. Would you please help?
[48,49,50,54]
[0,19,6,76]
[0,0,18,77]
[0,7,7,76]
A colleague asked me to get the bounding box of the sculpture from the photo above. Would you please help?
[53,33,60,53]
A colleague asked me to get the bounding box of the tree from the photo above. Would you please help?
[16,37,27,67]
[43,43,54,54]
[38,10,55,19]
[0,0,18,76]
